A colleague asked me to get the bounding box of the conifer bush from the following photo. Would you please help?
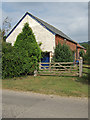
[53,43,73,62]
[2,23,41,78]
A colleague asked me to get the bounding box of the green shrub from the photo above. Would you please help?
[2,23,41,78]
[2,42,12,53]
[79,49,85,58]
[79,49,88,64]
[53,43,73,62]
[2,47,34,78]
[2,42,14,78]
[14,22,41,68]
[83,45,90,64]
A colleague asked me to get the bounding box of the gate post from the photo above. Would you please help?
[34,70,37,77]
[39,62,41,70]
[79,57,83,77]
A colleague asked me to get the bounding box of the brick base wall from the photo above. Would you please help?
[55,35,77,60]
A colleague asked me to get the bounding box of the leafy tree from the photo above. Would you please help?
[79,42,88,50]
[79,49,87,63]
[83,45,90,64]
[14,22,41,66]
[2,22,41,78]
[79,42,90,64]
[79,49,85,58]
[53,43,73,62]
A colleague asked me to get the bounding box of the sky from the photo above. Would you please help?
[1,2,88,43]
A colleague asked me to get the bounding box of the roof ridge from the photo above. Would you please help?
[27,12,77,44]
[6,12,77,44]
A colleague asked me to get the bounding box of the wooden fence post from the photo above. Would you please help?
[49,62,51,71]
[34,70,37,77]
[39,62,41,70]
[79,57,83,77]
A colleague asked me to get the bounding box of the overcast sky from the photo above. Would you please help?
[2,2,88,43]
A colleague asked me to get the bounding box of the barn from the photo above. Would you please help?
[6,12,86,63]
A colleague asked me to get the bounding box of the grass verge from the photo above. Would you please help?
[2,75,88,97]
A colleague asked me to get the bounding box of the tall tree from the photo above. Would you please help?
[14,22,41,64]
[2,22,41,78]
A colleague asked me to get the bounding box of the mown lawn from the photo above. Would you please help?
[2,75,88,97]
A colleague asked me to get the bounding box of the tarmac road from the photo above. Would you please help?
[2,89,88,118]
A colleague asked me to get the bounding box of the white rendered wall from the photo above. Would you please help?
[6,14,55,53]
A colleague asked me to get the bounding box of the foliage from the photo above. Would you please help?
[83,45,90,64]
[2,23,41,78]
[79,49,85,58]
[79,42,90,64]
[88,45,90,65]
[14,22,41,66]
[38,42,42,47]
[2,47,34,78]
[53,43,73,62]
[2,42,14,78]
[3,36,7,42]
[2,42,12,53]
[41,51,48,59]
[79,42,88,50]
